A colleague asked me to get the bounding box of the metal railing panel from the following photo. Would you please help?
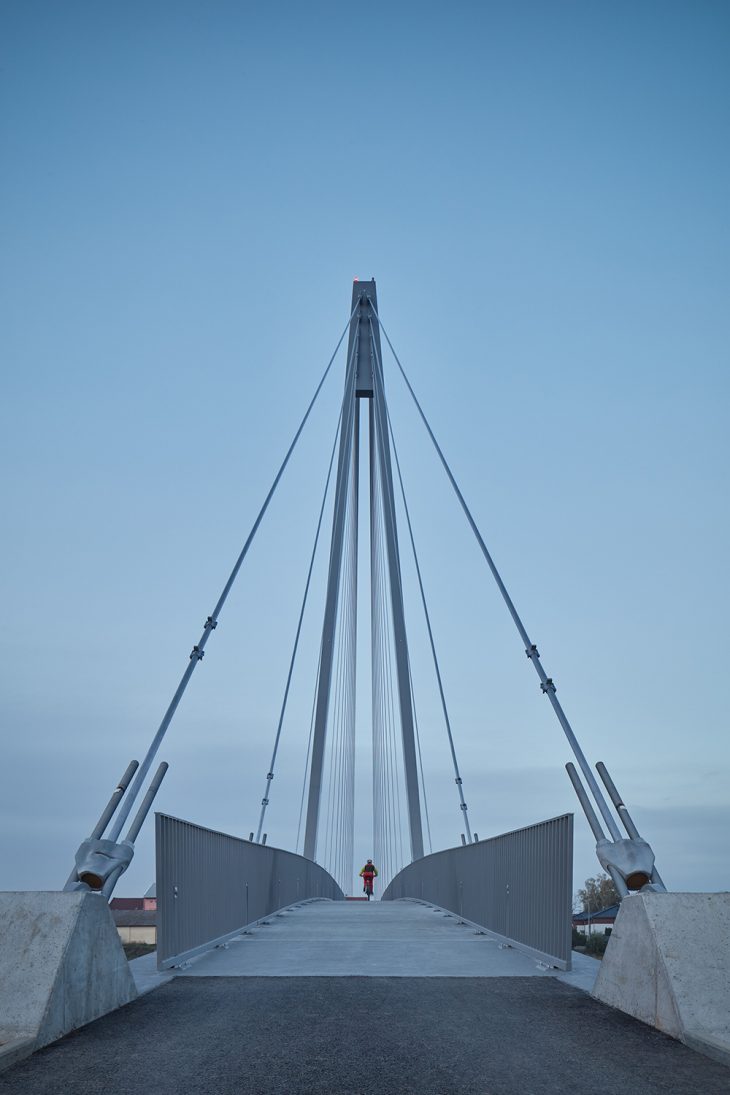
[156,813,344,969]
[382,813,573,969]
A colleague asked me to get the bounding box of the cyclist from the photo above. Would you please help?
[359,859,378,900]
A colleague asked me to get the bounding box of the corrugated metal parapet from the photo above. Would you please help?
[155,813,344,969]
[382,814,574,970]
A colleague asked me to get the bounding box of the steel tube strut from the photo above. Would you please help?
[596,761,666,888]
[105,309,357,844]
[125,761,169,845]
[101,761,169,899]
[369,299,622,844]
[596,761,642,840]
[64,759,140,888]
[566,762,606,842]
[91,760,140,840]
[303,334,360,859]
[369,316,424,861]
[255,410,344,844]
[566,763,628,898]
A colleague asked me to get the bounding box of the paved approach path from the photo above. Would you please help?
[1,900,728,1094]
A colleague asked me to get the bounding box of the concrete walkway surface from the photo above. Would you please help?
[168,899,596,988]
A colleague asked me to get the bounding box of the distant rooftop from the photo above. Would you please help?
[573,904,620,923]
[112,909,157,928]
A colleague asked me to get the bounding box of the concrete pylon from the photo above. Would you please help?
[593,892,730,1066]
[0,891,137,1072]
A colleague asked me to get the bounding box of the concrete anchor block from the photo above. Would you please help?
[593,892,730,1066]
[0,891,137,1073]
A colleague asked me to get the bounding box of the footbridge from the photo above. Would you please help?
[1,281,728,1091]
[3,893,729,1094]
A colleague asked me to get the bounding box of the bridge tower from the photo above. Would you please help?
[303,280,424,864]
[61,276,665,910]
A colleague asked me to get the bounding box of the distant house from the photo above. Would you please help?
[112,908,157,945]
[572,903,619,937]
[110,896,143,911]
[110,884,157,945]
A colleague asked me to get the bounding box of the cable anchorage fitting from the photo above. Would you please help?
[526,644,540,659]
[190,646,205,661]
[540,678,556,694]
[204,616,218,631]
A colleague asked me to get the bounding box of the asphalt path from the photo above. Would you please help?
[1,976,728,1095]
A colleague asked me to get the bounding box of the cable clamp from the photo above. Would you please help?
[540,678,556,694]
[525,644,539,658]
[190,646,205,661]
[454,777,462,785]
[204,617,218,631]
[266,773,274,781]
[261,798,269,806]
[460,803,468,811]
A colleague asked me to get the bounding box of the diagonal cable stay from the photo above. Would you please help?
[105,305,359,844]
[386,401,469,843]
[367,296,623,845]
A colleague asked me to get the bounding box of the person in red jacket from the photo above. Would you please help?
[359,859,378,900]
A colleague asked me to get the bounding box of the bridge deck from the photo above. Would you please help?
[170,898,593,983]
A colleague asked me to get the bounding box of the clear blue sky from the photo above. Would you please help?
[1,1,728,898]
